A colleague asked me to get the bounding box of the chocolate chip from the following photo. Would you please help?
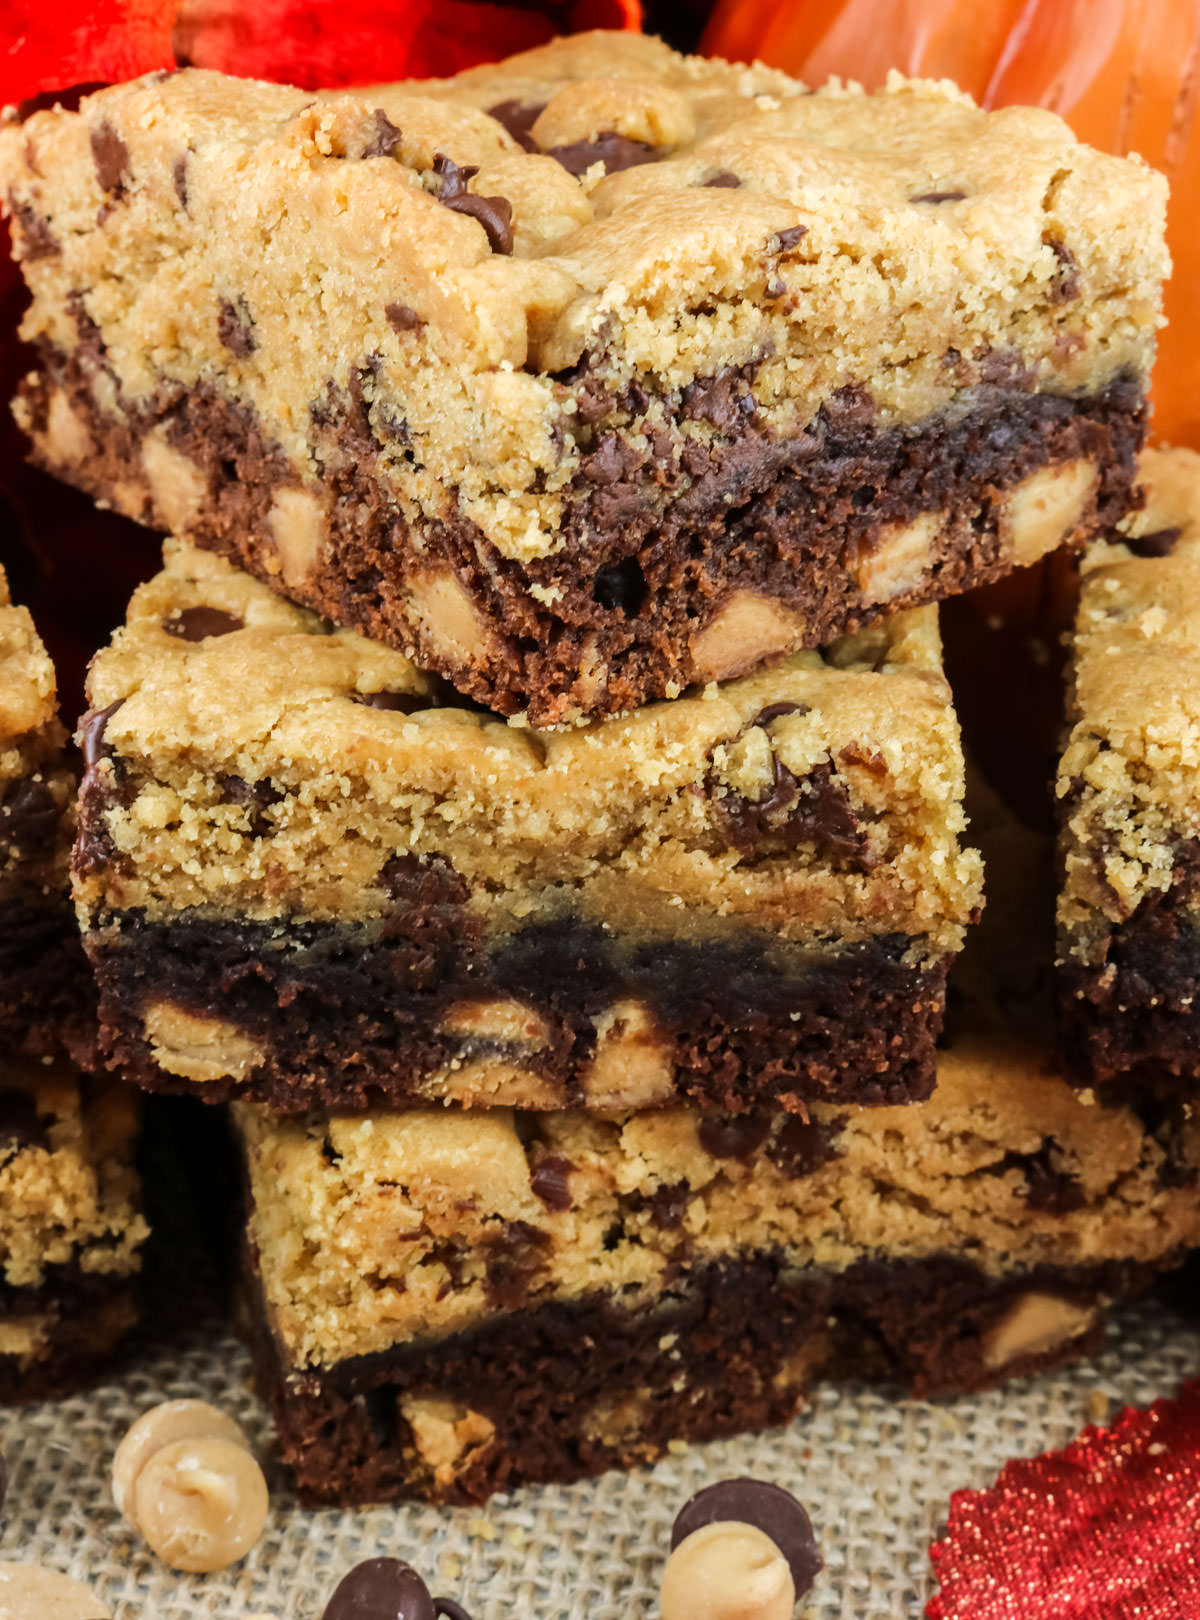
[712,757,873,867]
[16,82,107,121]
[769,1117,836,1180]
[0,776,59,854]
[547,133,659,176]
[10,201,58,260]
[1127,526,1182,559]
[1048,238,1080,303]
[771,224,808,252]
[91,122,129,194]
[355,689,428,713]
[321,1557,436,1620]
[217,299,256,358]
[173,153,189,208]
[385,302,424,334]
[702,170,741,188]
[910,189,966,204]
[582,434,640,487]
[78,698,124,768]
[531,1154,574,1211]
[0,1089,49,1154]
[592,556,646,615]
[750,702,810,729]
[698,1116,771,1161]
[432,153,513,255]
[671,1478,822,1597]
[1007,1144,1086,1215]
[377,851,468,907]
[977,347,1036,389]
[362,109,402,159]
[163,606,244,641]
[485,1219,551,1309]
[822,383,876,432]
[838,743,888,778]
[486,100,544,152]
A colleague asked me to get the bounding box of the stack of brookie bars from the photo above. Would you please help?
[1,30,1199,1507]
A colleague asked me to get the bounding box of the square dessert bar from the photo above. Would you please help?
[1057,446,1200,1097]
[239,1038,1200,1506]
[0,1057,147,1401]
[73,541,982,1114]
[1,32,1165,725]
[0,563,92,1062]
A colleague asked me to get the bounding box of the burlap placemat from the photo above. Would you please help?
[1,1296,1195,1617]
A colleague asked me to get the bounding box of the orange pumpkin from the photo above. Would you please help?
[703,0,1200,447]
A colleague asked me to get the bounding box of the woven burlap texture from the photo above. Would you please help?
[0,1298,1196,1618]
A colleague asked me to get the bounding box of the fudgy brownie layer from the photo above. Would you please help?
[87,909,945,1111]
[0,1265,139,1404]
[0,887,94,1065]
[22,337,1143,723]
[1059,844,1200,1099]
[246,1250,1148,1506]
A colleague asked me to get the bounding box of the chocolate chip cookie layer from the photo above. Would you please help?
[0,33,1165,723]
[0,1057,148,1401]
[1057,447,1200,1098]
[238,1041,1200,1505]
[0,564,92,1062]
[73,541,982,1113]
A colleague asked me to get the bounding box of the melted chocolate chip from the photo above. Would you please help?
[698,1115,771,1161]
[1127,526,1182,559]
[486,100,544,152]
[771,224,808,252]
[531,1154,574,1211]
[0,1089,49,1154]
[355,689,428,713]
[680,363,758,432]
[172,153,189,209]
[702,170,742,188]
[636,1182,690,1230]
[1048,238,1081,303]
[163,605,244,641]
[582,434,641,487]
[377,852,468,908]
[485,1220,551,1309]
[712,758,873,866]
[751,701,810,729]
[362,109,402,159]
[592,556,646,615]
[433,153,513,255]
[78,699,124,768]
[1008,1144,1086,1215]
[321,1557,435,1620]
[768,1117,836,1180]
[217,299,256,358]
[0,776,59,854]
[547,133,659,177]
[91,122,129,194]
[838,743,888,778]
[671,1477,822,1596]
[910,190,966,204]
[385,302,425,334]
[218,774,283,837]
[16,82,107,121]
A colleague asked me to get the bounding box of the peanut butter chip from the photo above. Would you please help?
[133,1437,269,1574]
[112,1400,267,1573]
[660,1522,795,1620]
[0,1563,110,1619]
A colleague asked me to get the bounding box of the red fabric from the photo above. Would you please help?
[2,0,176,109]
[928,1380,1200,1618]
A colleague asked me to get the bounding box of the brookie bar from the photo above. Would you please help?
[238,1036,1200,1506]
[72,540,982,1114]
[0,33,1166,723]
[1057,446,1200,1098]
[0,1056,147,1401]
[0,562,91,1062]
